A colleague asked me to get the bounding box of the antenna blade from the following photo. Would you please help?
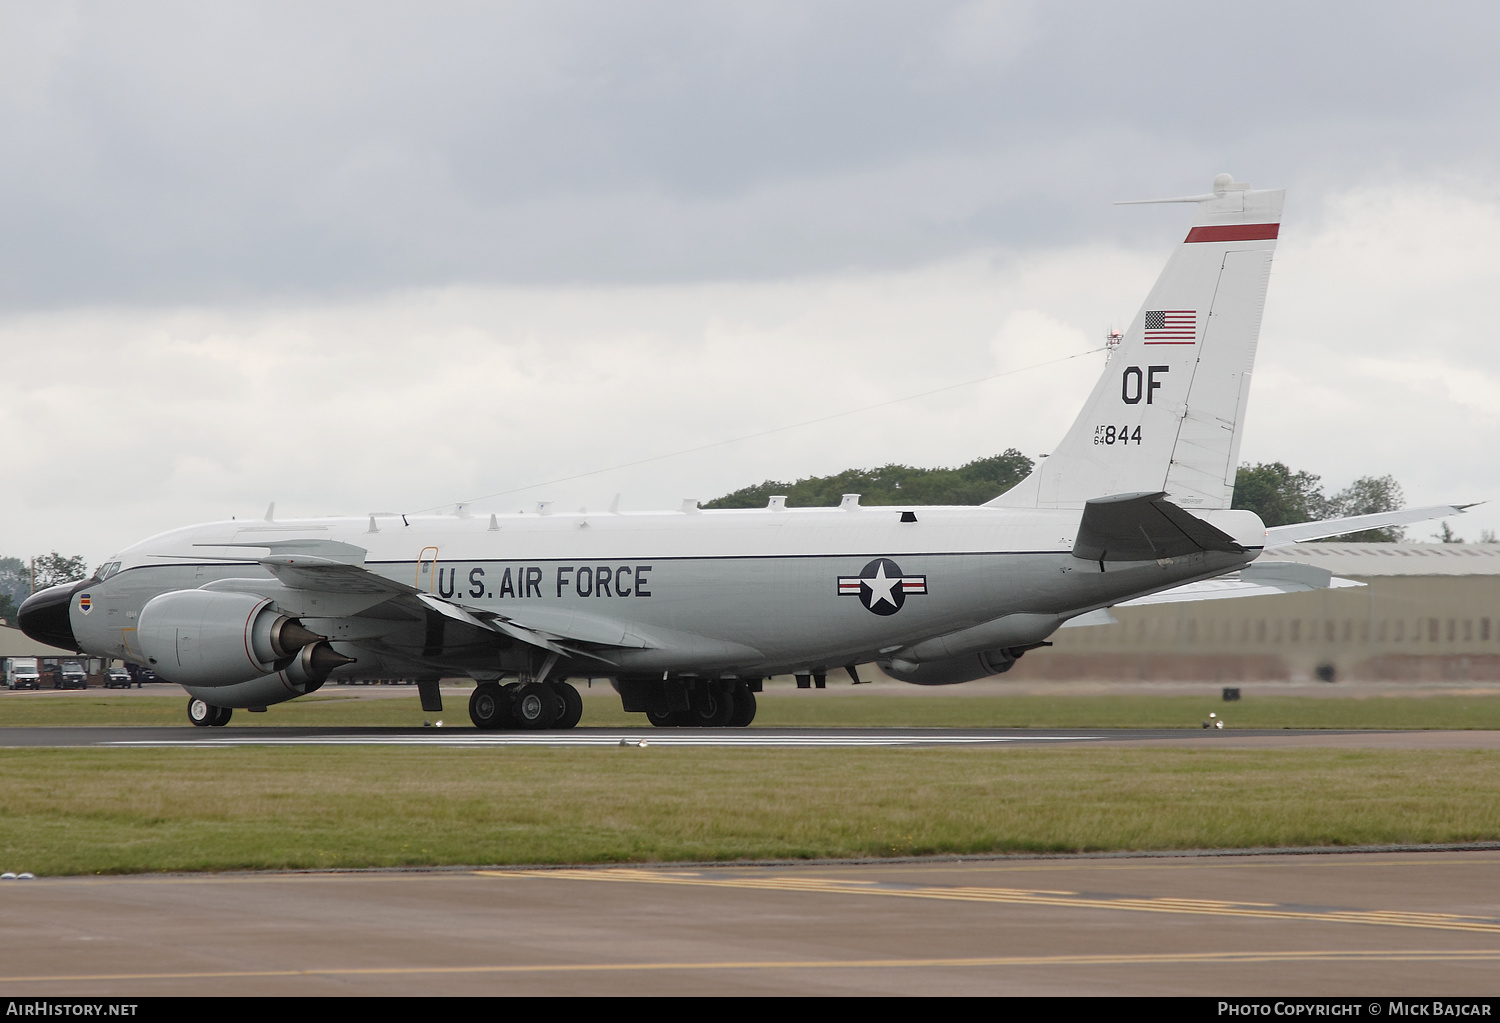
[1114,193,1218,205]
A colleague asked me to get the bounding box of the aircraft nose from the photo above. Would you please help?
[18,581,87,652]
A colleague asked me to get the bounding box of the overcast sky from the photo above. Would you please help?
[4,1,1500,565]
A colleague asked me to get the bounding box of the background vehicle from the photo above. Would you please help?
[60,661,87,689]
[104,666,132,689]
[6,657,41,690]
[5,657,41,690]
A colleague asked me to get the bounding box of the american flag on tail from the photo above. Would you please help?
[1144,309,1196,344]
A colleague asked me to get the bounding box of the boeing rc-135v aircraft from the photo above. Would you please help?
[19,175,1465,728]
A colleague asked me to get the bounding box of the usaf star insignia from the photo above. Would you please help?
[837,558,927,616]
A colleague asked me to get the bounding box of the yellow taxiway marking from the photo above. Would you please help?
[6,853,1498,889]
[485,868,1500,936]
[3,950,1500,984]
[883,855,1500,876]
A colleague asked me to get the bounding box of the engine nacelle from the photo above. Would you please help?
[879,612,1062,685]
[880,647,1024,686]
[137,589,325,687]
[180,640,359,708]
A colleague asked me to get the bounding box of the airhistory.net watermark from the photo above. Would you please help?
[5,1004,138,1017]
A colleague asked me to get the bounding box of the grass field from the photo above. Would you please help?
[5,688,1500,729]
[0,746,1496,875]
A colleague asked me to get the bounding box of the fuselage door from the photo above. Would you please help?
[416,547,440,592]
[120,628,143,662]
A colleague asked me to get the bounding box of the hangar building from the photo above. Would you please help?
[1015,543,1500,683]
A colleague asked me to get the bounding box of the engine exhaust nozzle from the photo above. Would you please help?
[297,642,357,682]
[269,618,327,659]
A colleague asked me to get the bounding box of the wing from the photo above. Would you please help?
[199,539,654,669]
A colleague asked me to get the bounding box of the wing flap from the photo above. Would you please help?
[494,606,657,649]
[411,593,606,660]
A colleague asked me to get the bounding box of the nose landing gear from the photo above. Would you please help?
[187,698,232,727]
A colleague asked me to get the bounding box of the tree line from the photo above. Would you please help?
[0,554,89,625]
[705,454,1466,544]
[703,450,1037,510]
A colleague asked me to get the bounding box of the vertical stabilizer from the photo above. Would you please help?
[990,174,1282,510]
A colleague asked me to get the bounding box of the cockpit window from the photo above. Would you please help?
[96,561,121,580]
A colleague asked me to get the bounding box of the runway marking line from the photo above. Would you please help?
[485,868,1500,936]
[3,949,1500,985]
[95,733,1103,749]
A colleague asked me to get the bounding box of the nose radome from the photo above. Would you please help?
[18,581,87,652]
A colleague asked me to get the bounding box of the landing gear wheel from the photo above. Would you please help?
[551,682,583,729]
[727,686,756,727]
[646,706,686,727]
[188,699,214,727]
[469,682,513,730]
[189,700,232,727]
[686,682,735,727]
[513,682,563,729]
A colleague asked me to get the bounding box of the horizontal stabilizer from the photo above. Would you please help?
[1073,492,1245,563]
[1265,504,1477,546]
[1058,562,1361,625]
[1113,561,1363,608]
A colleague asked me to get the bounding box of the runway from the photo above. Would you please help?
[6,725,1500,749]
[1,852,1498,995]
[3,725,1498,994]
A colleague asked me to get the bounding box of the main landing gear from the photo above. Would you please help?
[187,698,233,727]
[468,680,584,730]
[646,680,756,728]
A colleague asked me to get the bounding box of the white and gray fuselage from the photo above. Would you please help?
[71,502,1265,685]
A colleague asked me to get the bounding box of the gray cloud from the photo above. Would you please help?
[5,2,1500,561]
[3,1,1498,307]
